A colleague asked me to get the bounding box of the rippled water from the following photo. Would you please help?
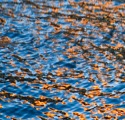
[0,0,125,119]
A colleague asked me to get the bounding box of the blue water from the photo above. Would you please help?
[0,0,125,119]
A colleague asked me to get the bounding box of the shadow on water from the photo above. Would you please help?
[0,0,125,119]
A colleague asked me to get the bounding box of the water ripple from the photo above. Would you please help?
[0,0,125,119]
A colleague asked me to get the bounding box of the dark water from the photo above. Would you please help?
[0,0,125,119]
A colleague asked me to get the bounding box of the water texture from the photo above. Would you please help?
[0,0,125,119]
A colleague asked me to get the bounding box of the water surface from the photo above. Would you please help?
[0,0,125,119]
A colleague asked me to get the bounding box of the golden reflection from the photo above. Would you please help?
[0,0,125,119]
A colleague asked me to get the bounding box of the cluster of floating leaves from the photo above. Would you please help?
[0,0,125,119]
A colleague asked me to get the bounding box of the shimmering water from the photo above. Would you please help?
[0,0,125,119]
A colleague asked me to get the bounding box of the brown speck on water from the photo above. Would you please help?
[0,36,11,45]
[0,18,6,25]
